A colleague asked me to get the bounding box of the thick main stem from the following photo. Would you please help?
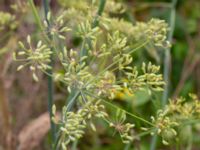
[42,0,56,147]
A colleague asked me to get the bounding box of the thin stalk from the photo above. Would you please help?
[42,0,56,147]
[80,39,86,60]
[150,136,158,150]
[101,97,155,126]
[66,91,80,111]
[150,0,177,149]
[84,91,155,126]
[186,125,192,150]
[53,133,61,150]
[28,0,44,31]
[28,0,49,42]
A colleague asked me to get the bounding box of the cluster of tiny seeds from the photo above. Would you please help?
[105,1,126,14]
[77,20,101,40]
[44,12,71,39]
[0,11,16,31]
[13,36,52,81]
[133,19,171,48]
[110,122,135,144]
[151,110,178,145]
[108,110,135,144]
[122,62,164,93]
[150,94,200,145]
[60,48,92,92]
[166,94,200,119]
[52,100,108,147]
[94,71,121,99]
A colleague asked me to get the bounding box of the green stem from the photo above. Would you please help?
[42,0,56,147]
[28,0,49,42]
[80,39,86,59]
[102,98,154,126]
[151,1,177,149]
[72,140,78,150]
[150,135,158,150]
[186,125,192,150]
[124,143,131,150]
[66,91,80,111]
[92,0,107,27]
[28,0,44,31]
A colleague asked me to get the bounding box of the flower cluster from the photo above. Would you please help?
[52,100,108,147]
[13,35,52,81]
[100,17,170,48]
[132,19,170,48]
[151,94,200,145]
[123,62,164,93]
[94,71,121,99]
[166,94,200,120]
[58,48,92,93]
[151,110,178,145]
[44,12,71,40]
[0,11,16,31]
[109,110,135,144]
[57,0,170,49]
[77,20,101,40]
[105,0,126,14]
